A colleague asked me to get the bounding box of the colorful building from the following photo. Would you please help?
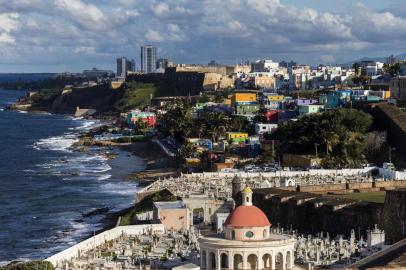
[264,110,279,123]
[231,93,257,107]
[297,99,318,106]
[298,104,325,115]
[153,201,190,231]
[320,90,352,109]
[127,110,157,127]
[235,104,260,116]
[226,132,249,143]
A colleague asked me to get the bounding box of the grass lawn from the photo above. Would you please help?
[114,81,156,111]
[335,191,386,204]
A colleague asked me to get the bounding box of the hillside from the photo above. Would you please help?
[10,81,159,115]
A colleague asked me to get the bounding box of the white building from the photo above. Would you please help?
[141,45,157,73]
[198,188,295,270]
[255,123,278,135]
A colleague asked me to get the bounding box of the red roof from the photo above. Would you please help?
[224,205,271,227]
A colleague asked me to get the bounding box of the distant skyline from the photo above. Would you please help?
[1,0,406,72]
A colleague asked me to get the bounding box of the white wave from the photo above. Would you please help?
[33,134,78,152]
[99,182,139,196]
[17,110,28,114]
[97,174,112,181]
[0,108,4,111]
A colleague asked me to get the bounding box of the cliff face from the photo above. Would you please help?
[12,84,125,114]
[383,189,406,244]
[50,86,124,113]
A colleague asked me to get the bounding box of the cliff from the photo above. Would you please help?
[9,82,157,115]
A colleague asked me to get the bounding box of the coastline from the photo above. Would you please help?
[2,90,177,263]
[68,135,178,245]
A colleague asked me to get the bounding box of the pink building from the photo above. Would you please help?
[153,201,190,231]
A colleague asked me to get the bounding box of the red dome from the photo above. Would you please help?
[224,205,271,227]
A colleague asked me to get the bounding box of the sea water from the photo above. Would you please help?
[0,89,144,264]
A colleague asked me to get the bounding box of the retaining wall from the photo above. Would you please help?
[46,224,165,267]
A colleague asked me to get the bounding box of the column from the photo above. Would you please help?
[258,252,263,270]
[228,252,233,270]
[282,251,286,270]
[216,251,221,270]
[206,250,210,270]
[290,249,295,269]
[243,253,248,270]
[271,253,275,270]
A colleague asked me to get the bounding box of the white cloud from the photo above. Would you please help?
[145,29,164,42]
[153,2,169,16]
[1,0,406,72]
[0,13,20,44]
[74,46,96,54]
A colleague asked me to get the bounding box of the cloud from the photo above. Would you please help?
[74,46,96,54]
[1,0,406,71]
[0,13,20,44]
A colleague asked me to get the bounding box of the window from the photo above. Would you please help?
[246,196,249,203]
[232,230,236,240]
[245,231,254,238]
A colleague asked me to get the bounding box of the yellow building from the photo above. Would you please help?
[267,95,284,101]
[226,132,249,143]
[231,93,257,106]
[223,98,232,106]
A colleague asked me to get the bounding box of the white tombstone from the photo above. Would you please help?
[367,224,385,249]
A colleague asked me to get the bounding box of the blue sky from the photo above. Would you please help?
[1,0,406,73]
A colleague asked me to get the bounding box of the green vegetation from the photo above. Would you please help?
[271,109,373,168]
[0,261,54,270]
[114,81,156,111]
[334,192,386,204]
[158,100,252,143]
[119,189,178,226]
[112,135,146,143]
[29,88,62,108]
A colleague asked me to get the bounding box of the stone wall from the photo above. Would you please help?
[252,189,384,239]
[383,189,406,244]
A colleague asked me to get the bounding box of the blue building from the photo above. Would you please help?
[320,90,352,109]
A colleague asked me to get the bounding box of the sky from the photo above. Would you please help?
[1,0,406,73]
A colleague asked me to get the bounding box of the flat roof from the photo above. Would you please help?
[154,201,185,210]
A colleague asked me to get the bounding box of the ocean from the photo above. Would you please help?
[0,74,55,83]
[0,89,144,264]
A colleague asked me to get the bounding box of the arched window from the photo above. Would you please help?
[263,229,267,238]
[232,230,236,240]
[246,196,249,203]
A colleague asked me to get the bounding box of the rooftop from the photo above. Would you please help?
[153,201,185,210]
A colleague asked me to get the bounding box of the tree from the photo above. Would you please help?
[271,109,373,168]
[352,63,361,76]
[384,62,401,77]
